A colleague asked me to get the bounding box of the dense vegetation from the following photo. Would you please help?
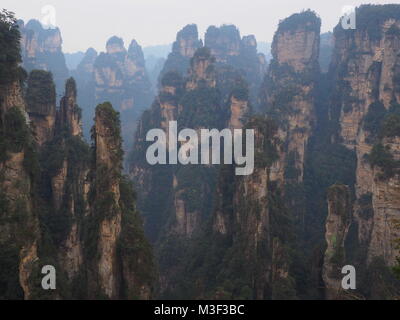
[0,10,34,299]
[2,3,400,300]
[0,10,24,87]
[333,4,400,42]
[277,9,321,34]
[363,101,400,179]
[93,102,124,169]
[26,70,56,115]
[357,4,400,40]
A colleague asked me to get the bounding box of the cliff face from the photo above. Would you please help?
[130,44,258,296]
[205,25,266,105]
[0,16,40,299]
[212,118,295,300]
[93,36,152,150]
[26,70,57,146]
[132,48,220,240]
[18,19,69,95]
[329,5,400,267]
[0,80,40,300]
[6,4,399,301]
[128,71,180,244]
[86,103,154,299]
[228,95,249,130]
[322,185,352,299]
[72,48,98,139]
[262,11,320,183]
[71,35,153,147]
[160,24,265,106]
[1,13,155,299]
[34,85,154,299]
[165,114,297,300]
[172,49,219,237]
[89,103,123,298]
[160,24,202,79]
[205,25,242,63]
[58,79,82,137]
[186,47,217,90]
[49,79,86,284]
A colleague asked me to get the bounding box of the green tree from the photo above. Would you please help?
[0,9,24,86]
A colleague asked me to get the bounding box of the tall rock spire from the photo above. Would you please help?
[160,24,202,79]
[328,4,400,268]
[93,36,152,151]
[26,70,57,146]
[58,77,82,137]
[88,103,154,299]
[19,19,69,95]
[262,10,321,182]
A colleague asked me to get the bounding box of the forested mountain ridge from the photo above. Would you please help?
[129,5,400,300]
[1,4,400,300]
[0,10,154,299]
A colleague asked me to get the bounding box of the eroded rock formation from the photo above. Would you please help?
[160,24,202,79]
[329,4,400,268]
[1,14,155,299]
[0,18,40,299]
[322,184,352,299]
[18,19,69,95]
[262,10,320,183]
[93,36,152,150]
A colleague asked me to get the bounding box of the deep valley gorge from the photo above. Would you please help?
[0,3,400,300]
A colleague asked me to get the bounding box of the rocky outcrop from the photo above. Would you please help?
[1,13,155,300]
[323,184,352,300]
[205,25,242,63]
[186,47,216,90]
[174,24,201,58]
[205,25,266,104]
[16,75,87,296]
[368,137,400,265]
[130,45,236,297]
[271,17,319,73]
[93,36,152,150]
[32,84,154,299]
[88,103,123,298]
[0,75,40,300]
[18,19,69,95]
[129,70,181,245]
[88,103,154,299]
[262,10,320,182]
[58,78,82,137]
[49,79,86,283]
[26,70,57,146]
[204,117,296,300]
[0,15,41,299]
[131,46,221,238]
[228,96,249,130]
[169,48,220,237]
[122,5,400,300]
[160,24,202,79]
[329,4,400,267]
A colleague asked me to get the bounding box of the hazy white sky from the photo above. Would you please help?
[1,0,397,53]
